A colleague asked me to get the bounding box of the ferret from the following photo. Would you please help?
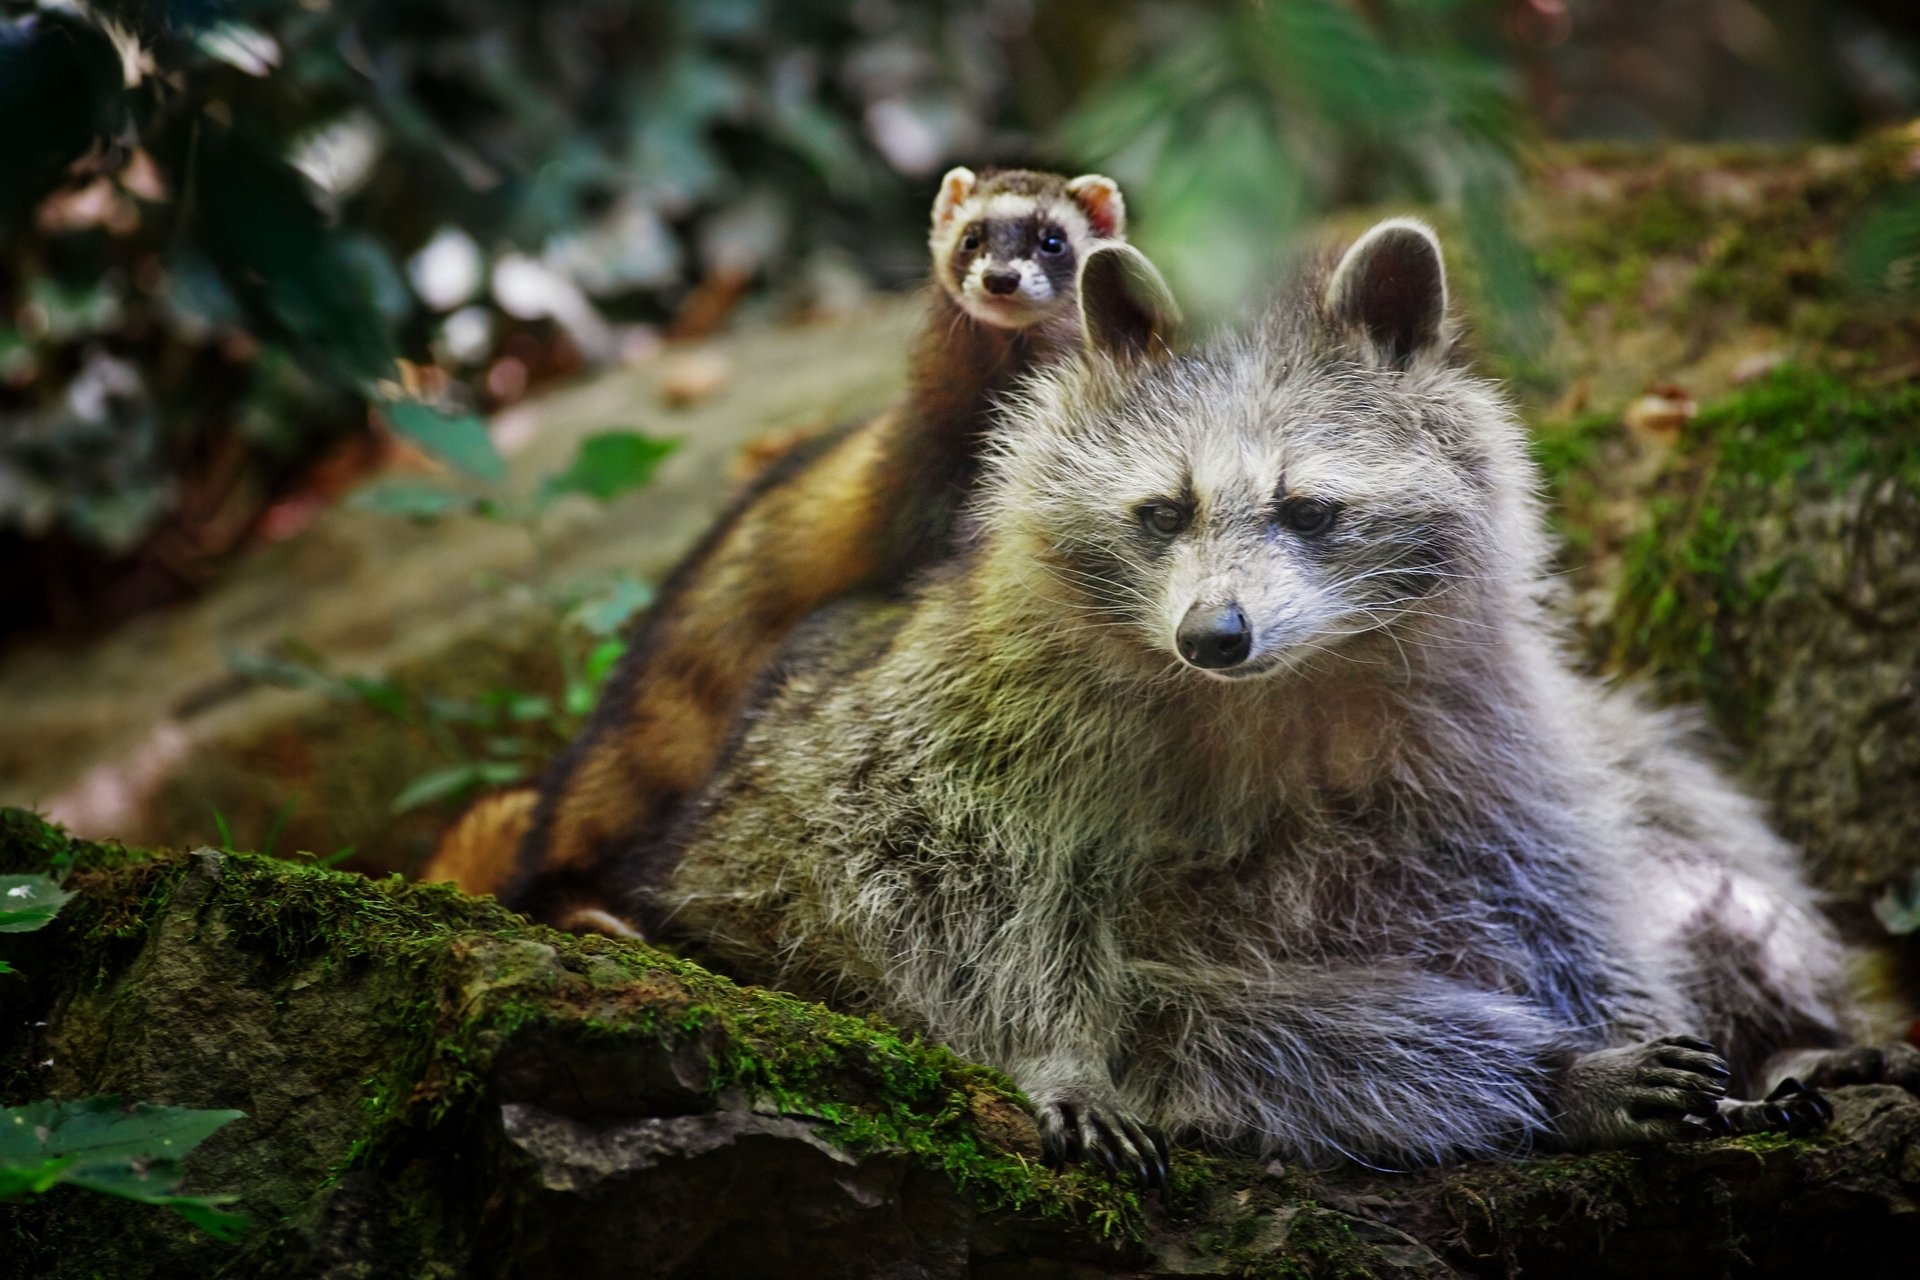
[422,167,1162,934]
[652,222,1912,1180]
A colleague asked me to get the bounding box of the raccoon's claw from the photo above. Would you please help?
[1555,1036,1735,1149]
[1036,1097,1168,1189]
[1627,1036,1733,1122]
[1708,1077,1834,1138]
[1637,1034,1732,1115]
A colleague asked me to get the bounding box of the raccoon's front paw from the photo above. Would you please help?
[1708,1077,1833,1138]
[1552,1035,1731,1149]
[1790,1042,1920,1095]
[1033,1093,1169,1189]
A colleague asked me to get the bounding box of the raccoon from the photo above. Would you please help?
[421,167,1161,928]
[653,224,1906,1179]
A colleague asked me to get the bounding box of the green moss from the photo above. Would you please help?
[1603,364,1920,723]
[1534,130,1919,351]
[0,808,1142,1250]
[1530,408,1628,553]
[0,807,134,878]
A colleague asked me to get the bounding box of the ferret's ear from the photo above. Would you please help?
[1324,218,1449,369]
[1078,243,1178,364]
[931,167,977,229]
[1065,174,1126,240]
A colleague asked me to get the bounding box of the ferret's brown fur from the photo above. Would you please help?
[422,168,1147,924]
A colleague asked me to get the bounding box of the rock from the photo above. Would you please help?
[4,811,1918,1278]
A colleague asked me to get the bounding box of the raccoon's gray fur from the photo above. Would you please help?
[653,223,1860,1173]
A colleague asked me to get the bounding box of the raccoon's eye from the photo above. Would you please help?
[1138,502,1190,538]
[1277,496,1338,536]
[1037,231,1067,256]
[961,232,982,252]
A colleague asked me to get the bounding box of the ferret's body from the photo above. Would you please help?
[423,168,1145,925]
[655,226,1857,1170]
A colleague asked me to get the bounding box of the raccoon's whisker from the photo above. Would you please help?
[1039,560,1163,607]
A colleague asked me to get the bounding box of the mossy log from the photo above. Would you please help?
[4,811,1918,1279]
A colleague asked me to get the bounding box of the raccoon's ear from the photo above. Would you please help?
[1078,243,1178,364]
[1325,218,1449,369]
[932,167,977,229]
[1065,174,1126,239]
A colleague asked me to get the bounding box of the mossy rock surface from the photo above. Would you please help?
[1577,369,1920,892]
[1515,130,1920,894]
[4,810,1918,1278]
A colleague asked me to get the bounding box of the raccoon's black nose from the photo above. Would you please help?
[982,268,1021,296]
[1177,604,1252,670]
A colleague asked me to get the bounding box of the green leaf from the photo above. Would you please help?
[261,798,296,859]
[1872,870,1920,936]
[341,676,411,720]
[491,692,554,722]
[387,402,506,484]
[0,1098,247,1238]
[0,1098,244,1166]
[0,1156,73,1198]
[348,481,487,520]
[227,653,412,721]
[390,761,523,814]
[0,960,14,976]
[538,431,677,505]
[583,639,627,688]
[316,845,357,870]
[571,578,654,637]
[165,1196,251,1241]
[186,123,393,386]
[0,875,74,934]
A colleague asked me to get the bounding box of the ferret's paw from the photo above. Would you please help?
[1708,1077,1833,1138]
[1554,1035,1731,1149]
[1793,1043,1920,1095]
[1034,1093,1169,1189]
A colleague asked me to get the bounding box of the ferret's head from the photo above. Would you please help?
[989,222,1543,684]
[929,167,1126,330]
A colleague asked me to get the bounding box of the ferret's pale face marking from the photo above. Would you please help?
[929,168,1126,331]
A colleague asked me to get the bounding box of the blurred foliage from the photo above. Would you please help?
[227,564,654,815]
[231,418,670,816]
[1060,0,1525,322]
[1,0,1916,643]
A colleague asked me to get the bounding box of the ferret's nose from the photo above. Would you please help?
[982,268,1021,296]
[1177,603,1252,670]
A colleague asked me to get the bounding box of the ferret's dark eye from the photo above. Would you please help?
[1276,496,1337,536]
[1037,232,1066,255]
[1138,502,1189,537]
[961,232,982,252]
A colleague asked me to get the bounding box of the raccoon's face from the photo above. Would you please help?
[929,167,1125,331]
[995,225,1532,683]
